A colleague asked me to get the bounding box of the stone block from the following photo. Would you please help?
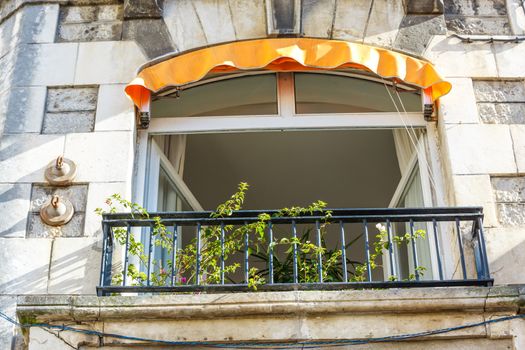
[97,5,123,21]
[445,0,507,16]
[74,41,146,84]
[406,0,444,14]
[84,182,128,237]
[444,124,516,174]
[122,19,175,59]
[28,327,72,350]
[42,111,96,133]
[0,10,18,58]
[0,238,51,294]
[364,0,404,48]
[0,51,15,92]
[477,103,525,124]
[123,0,161,19]
[485,227,525,284]
[0,134,66,183]
[492,176,525,202]
[332,0,372,41]
[438,78,479,124]
[30,184,88,212]
[473,80,525,102]
[266,0,301,35]
[60,6,98,23]
[15,43,78,86]
[495,203,525,226]
[163,0,207,52]
[46,86,98,112]
[445,16,511,35]
[57,22,123,42]
[0,183,31,238]
[510,125,525,172]
[394,15,446,55]
[301,0,336,38]
[4,86,47,134]
[47,237,101,294]
[494,43,525,77]
[94,84,134,131]
[192,1,236,45]
[27,213,85,238]
[228,0,266,40]
[19,4,60,44]
[63,131,133,182]
[452,175,497,227]
[0,296,16,349]
[424,35,498,77]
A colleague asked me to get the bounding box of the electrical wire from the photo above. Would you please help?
[1,310,524,349]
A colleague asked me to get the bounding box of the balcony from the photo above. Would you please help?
[97,207,493,296]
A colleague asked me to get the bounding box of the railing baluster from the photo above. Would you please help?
[363,219,372,282]
[386,219,396,280]
[339,221,348,282]
[196,222,201,285]
[292,220,298,283]
[316,220,323,283]
[122,224,131,286]
[476,217,490,280]
[432,219,444,280]
[409,219,420,281]
[268,222,274,284]
[244,221,249,284]
[99,222,110,288]
[220,223,225,285]
[170,225,178,286]
[455,217,467,279]
[146,224,154,286]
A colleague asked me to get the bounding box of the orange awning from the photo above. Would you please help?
[125,38,451,110]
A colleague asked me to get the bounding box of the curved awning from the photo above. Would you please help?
[125,38,451,110]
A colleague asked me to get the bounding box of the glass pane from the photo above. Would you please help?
[154,166,192,282]
[395,168,434,280]
[295,73,422,114]
[152,74,278,117]
[157,166,192,212]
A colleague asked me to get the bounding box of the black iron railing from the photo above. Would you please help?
[97,207,492,296]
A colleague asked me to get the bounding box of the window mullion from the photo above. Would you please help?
[277,72,296,118]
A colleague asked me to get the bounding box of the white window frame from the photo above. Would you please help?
[132,71,447,281]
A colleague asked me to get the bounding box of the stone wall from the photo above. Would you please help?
[0,0,524,349]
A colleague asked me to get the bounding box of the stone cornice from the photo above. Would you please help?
[17,285,525,323]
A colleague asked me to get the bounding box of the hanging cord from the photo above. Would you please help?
[382,80,439,192]
[392,86,442,194]
[1,310,524,349]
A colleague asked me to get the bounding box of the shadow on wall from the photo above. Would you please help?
[0,238,102,295]
[487,229,525,284]
[0,135,66,238]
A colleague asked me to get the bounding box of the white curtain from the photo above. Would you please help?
[393,129,419,176]
[392,130,433,280]
[156,135,187,212]
[167,135,187,177]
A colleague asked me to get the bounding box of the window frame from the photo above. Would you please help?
[130,70,451,284]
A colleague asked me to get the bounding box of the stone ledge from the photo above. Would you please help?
[16,285,524,323]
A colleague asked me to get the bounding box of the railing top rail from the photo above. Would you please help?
[102,207,484,226]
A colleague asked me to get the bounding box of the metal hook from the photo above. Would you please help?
[56,156,64,170]
[51,195,60,208]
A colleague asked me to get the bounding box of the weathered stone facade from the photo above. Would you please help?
[0,0,525,349]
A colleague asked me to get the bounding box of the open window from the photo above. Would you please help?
[138,71,442,282]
